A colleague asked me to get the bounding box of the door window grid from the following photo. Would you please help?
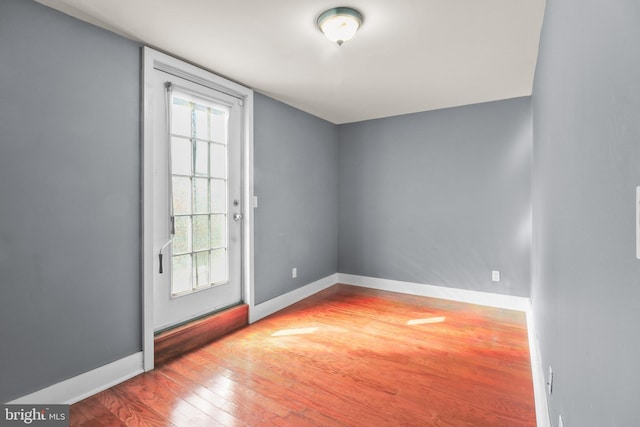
[169,94,229,296]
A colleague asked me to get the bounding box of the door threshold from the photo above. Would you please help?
[154,303,248,366]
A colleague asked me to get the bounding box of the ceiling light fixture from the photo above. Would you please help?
[317,7,363,46]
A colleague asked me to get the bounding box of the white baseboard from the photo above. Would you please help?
[526,304,551,427]
[8,352,143,405]
[249,273,338,323]
[338,273,531,311]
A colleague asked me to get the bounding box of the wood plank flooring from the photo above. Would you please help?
[71,284,537,426]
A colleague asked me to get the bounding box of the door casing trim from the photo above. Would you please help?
[141,46,254,371]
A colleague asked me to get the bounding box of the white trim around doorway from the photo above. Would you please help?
[141,47,254,371]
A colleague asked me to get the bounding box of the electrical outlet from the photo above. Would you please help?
[491,270,500,282]
[558,414,564,427]
[548,366,553,394]
[292,267,297,279]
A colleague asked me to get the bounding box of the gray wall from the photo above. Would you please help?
[531,0,640,425]
[338,98,532,297]
[0,0,141,402]
[254,93,338,304]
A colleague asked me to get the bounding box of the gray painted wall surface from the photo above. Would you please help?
[0,0,141,402]
[531,0,640,425]
[254,93,338,304]
[338,98,532,297]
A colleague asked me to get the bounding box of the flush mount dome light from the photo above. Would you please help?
[317,7,363,46]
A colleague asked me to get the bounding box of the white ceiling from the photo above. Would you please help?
[36,0,546,124]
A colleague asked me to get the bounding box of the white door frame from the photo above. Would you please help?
[142,47,254,371]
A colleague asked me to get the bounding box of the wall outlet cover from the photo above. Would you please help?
[292,267,297,279]
[491,270,500,282]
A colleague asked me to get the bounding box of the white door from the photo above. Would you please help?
[151,69,243,331]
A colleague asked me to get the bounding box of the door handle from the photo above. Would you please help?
[233,213,244,222]
[158,238,173,274]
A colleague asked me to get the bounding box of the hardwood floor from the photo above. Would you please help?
[71,284,536,426]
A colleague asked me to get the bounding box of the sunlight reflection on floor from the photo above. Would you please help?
[271,327,319,337]
[406,316,446,326]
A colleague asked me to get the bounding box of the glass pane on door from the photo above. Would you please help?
[169,92,230,296]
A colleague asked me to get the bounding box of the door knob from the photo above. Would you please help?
[233,213,243,222]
